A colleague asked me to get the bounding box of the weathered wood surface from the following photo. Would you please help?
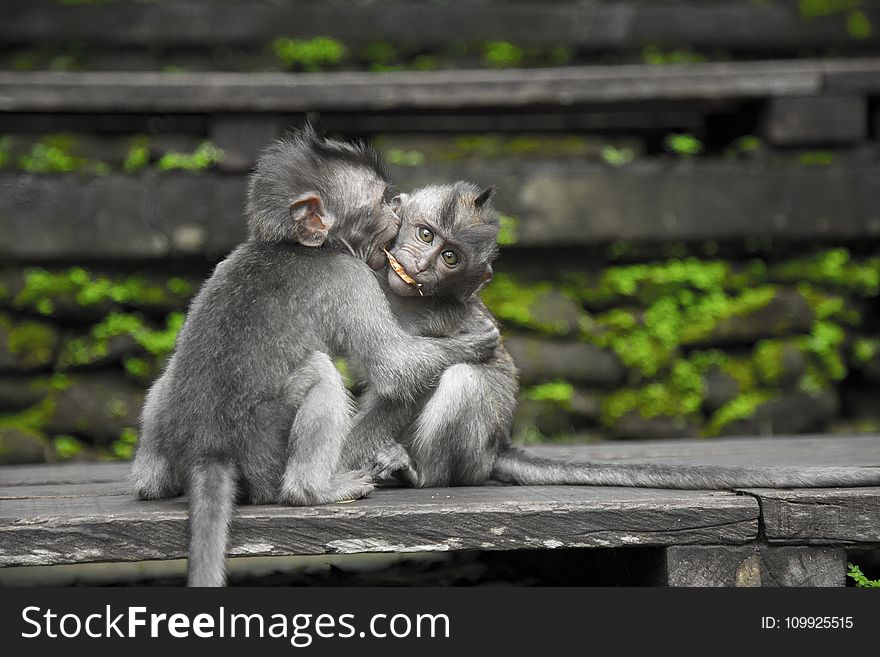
[11,59,880,113]
[4,0,879,51]
[0,482,757,567]
[1,436,878,568]
[665,545,847,587]
[745,488,880,546]
[5,158,880,261]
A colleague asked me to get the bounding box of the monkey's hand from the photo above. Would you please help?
[370,440,417,485]
[456,315,500,362]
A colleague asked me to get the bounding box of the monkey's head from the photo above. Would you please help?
[246,121,399,270]
[385,182,499,302]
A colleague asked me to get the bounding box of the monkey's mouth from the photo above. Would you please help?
[384,249,423,296]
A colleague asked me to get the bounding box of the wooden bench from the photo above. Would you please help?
[1,434,878,586]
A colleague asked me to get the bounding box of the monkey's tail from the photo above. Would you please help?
[186,460,237,587]
[491,446,880,489]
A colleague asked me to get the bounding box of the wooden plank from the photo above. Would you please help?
[0,60,835,113]
[0,485,758,567]
[527,434,880,468]
[0,462,129,487]
[665,545,846,587]
[2,436,877,489]
[745,488,880,545]
[4,1,879,51]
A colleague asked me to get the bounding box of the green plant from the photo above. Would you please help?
[272,36,346,71]
[523,380,574,407]
[484,41,524,68]
[601,146,635,167]
[497,214,519,246]
[642,45,705,65]
[799,150,834,166]
[847,563,880,587]
[663,133,704,157]
[19,135,109,174]
[156,141,224,171]
[123,137,151,172]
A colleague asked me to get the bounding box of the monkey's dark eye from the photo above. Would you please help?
[418,227,434,243]
[441,250,460,267]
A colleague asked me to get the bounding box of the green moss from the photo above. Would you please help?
[847,9,873,38]
[110,427,138,460]
[385,148,425,166]
[753,339,787,386]
[0,136,11,168]
[59,311,184,369]
[156,141,224,172]
[523,380,574,407]
[705,390,776,436]
[481,273,578,335]
[852,337,879,365]
[18,134,108,174]
[800,0,860,18]
[0,395,57,432]
[15,267,191,315]
[53,435,85,460]
[272,36,346,71]
[2,315,57,369]
[642,45,705,65]
[799,150,834,166]
[600,146,635,167]
[123,137,151,173]
[772,249,879,296]
[484,41,524,68]
[441,135,590,161]
[801,320,847,381]
[663,133,703,157]
[497,214,519,246]
[361,42,397,67]
[601,357,705,426]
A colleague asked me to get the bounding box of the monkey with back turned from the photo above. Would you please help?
[131,125,500,586]
[344,182,880,490]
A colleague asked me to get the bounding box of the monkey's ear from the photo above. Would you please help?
[389,193,408,212]
[473,186,496,208]
[289,193,327,233]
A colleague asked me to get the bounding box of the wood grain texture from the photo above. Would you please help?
[665,545,847,587]
[0,484,757,567]
[744,488,880,545]
[2,435,877,567]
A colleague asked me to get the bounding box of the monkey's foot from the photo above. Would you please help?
[370,441,416,484]
[279,470,375,506]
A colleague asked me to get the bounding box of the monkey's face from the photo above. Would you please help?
[327,179,401,271]
[385,184,499,301]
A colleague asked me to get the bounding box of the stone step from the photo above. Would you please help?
[6,59,880,114]
[3,158,878,260]
[3,0,880,54]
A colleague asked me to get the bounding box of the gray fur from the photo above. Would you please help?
[347,182,880,491]
[131,130,499,587]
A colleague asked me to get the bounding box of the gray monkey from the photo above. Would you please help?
[131,126,499,587]
[344,182,880,490]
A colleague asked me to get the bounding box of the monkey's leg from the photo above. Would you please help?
[279,352,375,506]
[406,362,516,487]
[130,374,184,500]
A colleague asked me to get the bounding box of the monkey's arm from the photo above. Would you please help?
[329,267,499,402]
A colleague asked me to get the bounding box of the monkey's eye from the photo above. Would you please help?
[418,227,434,243]
[441,250,460,267]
